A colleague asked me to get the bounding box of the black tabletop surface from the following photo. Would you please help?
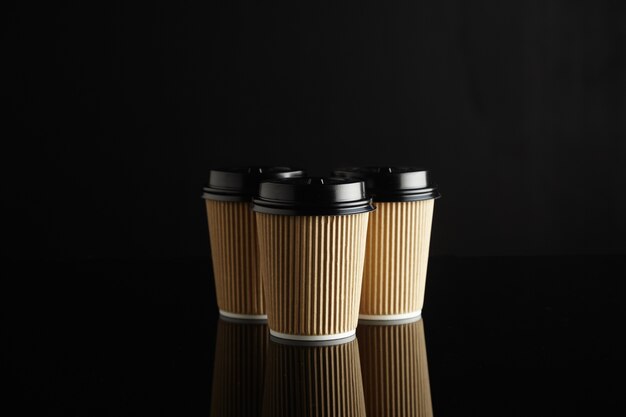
[3,255,624,416]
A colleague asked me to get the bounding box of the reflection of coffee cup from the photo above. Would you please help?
[357,318,433,417]
[333,167,440,320]
[203,167,305,320]
[262,337,366,417]
[253,177,374,342]
[209,318,268,417]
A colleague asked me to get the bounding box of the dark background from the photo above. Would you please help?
[3,2,626,416]
[3,1,625,260]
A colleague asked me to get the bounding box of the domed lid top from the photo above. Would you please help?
[202,167,305,201]
[332,167,440,202]
[252,177,375,216]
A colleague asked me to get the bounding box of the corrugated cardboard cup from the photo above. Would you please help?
[334,167,441,321]
[253,177,374,342]
[203,167,304,320]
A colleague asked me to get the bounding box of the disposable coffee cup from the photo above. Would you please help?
[357,317,433,417]
[262,337,366,417]
[210,318,267,417]
[333,167,440,320]
[203,167,304,320]
[252,177,374,342]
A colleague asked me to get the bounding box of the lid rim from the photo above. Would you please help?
[253,204,375,216]
[253,176,373,216]
[202,191,251,202]
[372,189,441,202]
[202,167,306,200]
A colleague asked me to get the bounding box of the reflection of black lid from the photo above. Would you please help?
[202,167,305,202]
[332,167,441,202]
[252,177,375,216]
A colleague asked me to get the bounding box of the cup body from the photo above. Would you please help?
[256,212,369,341]
[262,337,366,417]
[359,199,435,320]
[206,199,265,319]
[357,318,433,417]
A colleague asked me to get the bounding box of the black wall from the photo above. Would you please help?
[3,1,625,259]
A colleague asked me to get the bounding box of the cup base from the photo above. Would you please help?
[269,329,356,343]
[269,334,357,347]
[219,310,268,322]
[358,310,422,322]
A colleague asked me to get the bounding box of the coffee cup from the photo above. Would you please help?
[203,167,304,319]
[253,177,373,341]
[333,167,440,320]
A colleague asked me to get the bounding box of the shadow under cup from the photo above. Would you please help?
[210,318,268,417]
[262,337,366,417]
[357,317,433,417]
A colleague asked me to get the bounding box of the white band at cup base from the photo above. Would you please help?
[358,310,422,322]
[219,310,268,321]
[269,329,356,342]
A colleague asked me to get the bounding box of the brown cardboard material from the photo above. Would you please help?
[359,200,435,320]
[206,200,265,318]
[256,212,369,341]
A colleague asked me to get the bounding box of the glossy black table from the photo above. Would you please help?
[3,256,624,416]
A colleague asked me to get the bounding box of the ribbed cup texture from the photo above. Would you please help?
[357,319,433,417]
[209,319,268,417]
[256,213,369,337]
[205,200,264,316]
[361,200,435,316]
[262,338,366,417]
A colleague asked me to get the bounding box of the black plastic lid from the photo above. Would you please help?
[202,167,305,202]
[332,167,441,202]
[252,177,375,216]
